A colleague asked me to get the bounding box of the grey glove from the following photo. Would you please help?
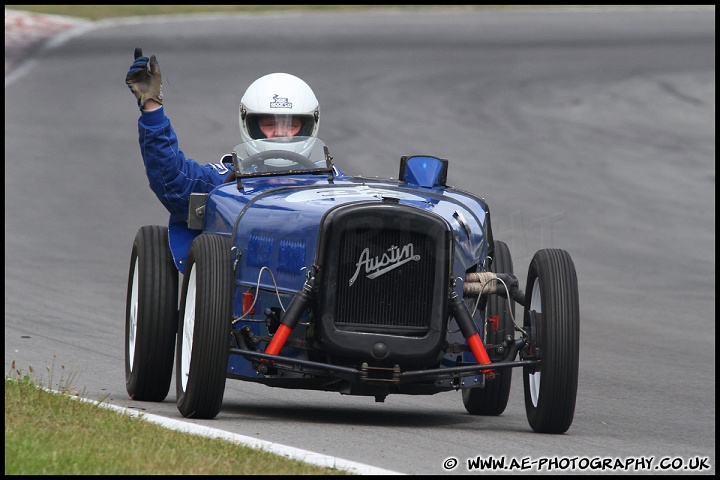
[125,47,163,110]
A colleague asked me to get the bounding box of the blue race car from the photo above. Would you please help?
[125,136,579,434]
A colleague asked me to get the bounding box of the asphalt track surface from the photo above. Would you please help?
[5,6,715,475]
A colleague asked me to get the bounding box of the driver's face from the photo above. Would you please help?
[258,115,302,138]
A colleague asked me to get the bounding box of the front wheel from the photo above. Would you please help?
[176,233,233,419]
[522,249,579,434]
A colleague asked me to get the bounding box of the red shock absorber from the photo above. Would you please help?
[263,279,314,357]
[448,289,494,377]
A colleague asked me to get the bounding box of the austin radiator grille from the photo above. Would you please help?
[335,228,435,331]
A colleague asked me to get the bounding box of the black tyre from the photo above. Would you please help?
[463,240,516,415]
[522,249,579,434]
[176,234,233,419]
[125,225,178,401]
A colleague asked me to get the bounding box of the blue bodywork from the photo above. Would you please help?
[168,142,492,383]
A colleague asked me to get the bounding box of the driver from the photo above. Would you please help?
[125,48,321,220]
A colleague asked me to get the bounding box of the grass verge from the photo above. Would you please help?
[5,362,351,475]
[4,5,473,21]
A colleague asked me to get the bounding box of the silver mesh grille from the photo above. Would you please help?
[335,228,435,331]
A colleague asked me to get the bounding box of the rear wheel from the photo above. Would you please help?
[463,240,516,415]
[125,225,178,401]
[522,249,579,433]
[176,234,233,419]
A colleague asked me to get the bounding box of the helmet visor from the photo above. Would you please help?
[246,114,316,140]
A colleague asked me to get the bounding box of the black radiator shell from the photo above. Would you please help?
[314,200,453,366]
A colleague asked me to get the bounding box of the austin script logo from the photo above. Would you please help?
[348,243,421,287]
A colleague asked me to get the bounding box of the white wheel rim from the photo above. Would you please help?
[128,257,139,371]
[181,267,197,391]
[528,278,542,407]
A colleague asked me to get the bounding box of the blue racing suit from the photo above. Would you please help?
[138,105,231,223]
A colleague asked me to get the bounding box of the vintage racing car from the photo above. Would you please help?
[124,136,579,434]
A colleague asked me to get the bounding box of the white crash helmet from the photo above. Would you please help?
[239,73,320,156]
